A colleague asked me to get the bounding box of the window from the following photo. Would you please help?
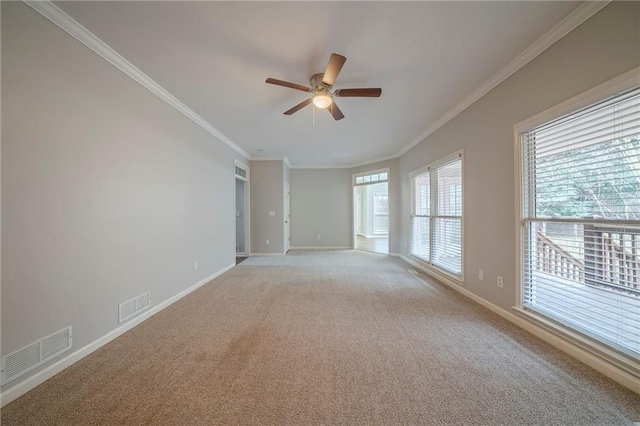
[353,170,389,186]
[410,152,463,278]
[234,161,249,181]
[373,192,389,235]
[519,85,640,360]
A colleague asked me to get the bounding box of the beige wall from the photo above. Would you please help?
[250,160,285,254]
[398,1,640,310]
[289,169,352,248]
[1,2,248,389]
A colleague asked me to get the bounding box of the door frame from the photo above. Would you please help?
[284,181,290,253]
[234,160,250,257]
[352,168,390,254]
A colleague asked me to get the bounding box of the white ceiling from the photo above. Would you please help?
[55,1,581,167]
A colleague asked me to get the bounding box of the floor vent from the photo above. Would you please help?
[119,292,151,323]
[1,326,72,385]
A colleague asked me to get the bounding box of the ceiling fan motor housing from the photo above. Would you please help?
[310,73,330,91]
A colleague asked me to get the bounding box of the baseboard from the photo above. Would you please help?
[396,254,464,289]
[393,253,640,395]
[289,246,352,250]
[0,262,235,407]
[250,252,286,257]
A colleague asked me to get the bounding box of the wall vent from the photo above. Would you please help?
[1,326,72,385]
[119,292,151,323]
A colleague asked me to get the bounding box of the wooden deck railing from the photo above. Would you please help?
[584,225,640,295]
[536,231,584,282]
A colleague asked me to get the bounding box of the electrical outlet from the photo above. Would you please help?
[317,234,321,239]
[478,269,484,281]
[497,276,504,288]
[194,261,198,270]
[266,239,270,245]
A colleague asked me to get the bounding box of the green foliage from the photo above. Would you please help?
[535,136,640,220]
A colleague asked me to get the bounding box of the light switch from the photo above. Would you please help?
[268,211,276,217]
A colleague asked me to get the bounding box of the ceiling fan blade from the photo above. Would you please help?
[328,102,345,121]
[322,53,347,86]
[334,88,382,98]
[284,98,312,115]
[266,78,311,92]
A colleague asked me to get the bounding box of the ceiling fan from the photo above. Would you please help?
[265,53,382,121]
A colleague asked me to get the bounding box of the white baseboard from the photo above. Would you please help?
[290,246,352,250]
[250,252,286,257]
[393,253,640,395]
[0,262,235,407]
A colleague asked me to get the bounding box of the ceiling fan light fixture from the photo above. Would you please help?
[312,92,333,109]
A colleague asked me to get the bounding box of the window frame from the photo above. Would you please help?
[353,168,389,187]
[513,67,640,372]
[409,150,464,283]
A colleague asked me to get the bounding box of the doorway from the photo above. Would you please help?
[353,170,389,254]
[284,181,290,253]
[234,161,250,259]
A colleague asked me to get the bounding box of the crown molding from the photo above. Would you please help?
[288,164,351,169]
[397,0,610,158]
[347,153,398,169]
[250,157,286,162]
[23,0,251,161]
[283,1,609,169]
[24,0,608,169]
[289,153,398,169]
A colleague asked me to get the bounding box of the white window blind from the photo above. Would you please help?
[433,158,462,274]
[521,87,640,360]
[411,170,430,261]
[410,153,463,278]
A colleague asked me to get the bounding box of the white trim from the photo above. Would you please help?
[513,308,640,379]
[514,68,640,307]
[22,0,250,161]
[393,253,639,394]
[397,1,610,159]
[290,153,399,170]
[233,162,251,257]
[291,1,609,169]
[234,160,249,182]
[289,164,352,170]
[404,254,464,288]
[249,252,286,257]
[0,263,235,407]
[352,167,390,186]
[289,246,352,250]
[251,157,287,162]
[347,153,401,169]
[23,0,607,170]
[1,326,73,386]
[514,66,640,133]
[408,150,464,283]
[510,68,640,394]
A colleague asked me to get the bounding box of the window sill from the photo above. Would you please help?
[513,306,640,380]
[408,255,464,286]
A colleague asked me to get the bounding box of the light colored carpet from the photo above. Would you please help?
[2,250,639,425]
